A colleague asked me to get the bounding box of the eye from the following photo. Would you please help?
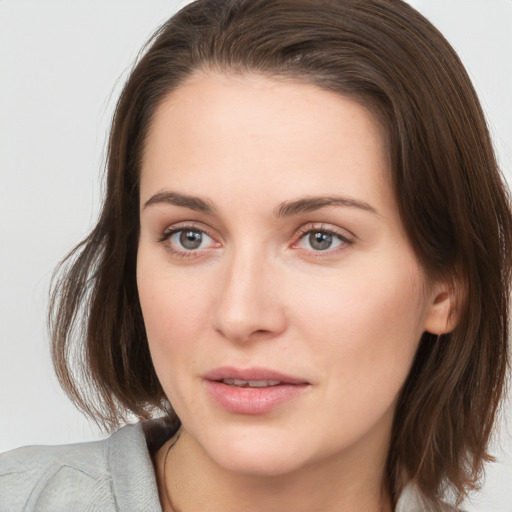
[169,229,211,251]
[296,228,351,252]
[160,227,219,255]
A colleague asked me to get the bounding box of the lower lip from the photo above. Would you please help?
[205,380,309,415]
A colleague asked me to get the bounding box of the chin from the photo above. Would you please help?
[213,447,308,477]
[196,423,315,477]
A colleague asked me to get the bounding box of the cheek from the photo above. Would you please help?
[136,257,212,379]
[291,256,427,410]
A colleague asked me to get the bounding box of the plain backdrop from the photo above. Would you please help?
[1,1,511,510]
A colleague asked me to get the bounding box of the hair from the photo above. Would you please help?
[49,0,512,509]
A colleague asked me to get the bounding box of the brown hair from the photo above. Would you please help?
[49,0,512,508]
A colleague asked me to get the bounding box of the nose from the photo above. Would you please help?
[212,248,288,343]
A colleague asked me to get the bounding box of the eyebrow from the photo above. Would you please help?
[275,196,379,217]
[143,191,215,213]
[143,191,378,217]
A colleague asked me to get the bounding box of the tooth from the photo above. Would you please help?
[248,380,281,387]
[221,379,282,387]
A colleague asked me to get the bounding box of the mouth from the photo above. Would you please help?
[220,378,282,388]
[204,366,309,385]
[203,367,310,415]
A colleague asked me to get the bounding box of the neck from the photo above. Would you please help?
[156,427,393,512]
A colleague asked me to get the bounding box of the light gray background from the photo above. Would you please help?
[1,1,511,510]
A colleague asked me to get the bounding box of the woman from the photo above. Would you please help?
[1,0,511,511]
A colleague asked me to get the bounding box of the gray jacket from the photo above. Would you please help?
[0,422,163,512]
[0,420,438,512]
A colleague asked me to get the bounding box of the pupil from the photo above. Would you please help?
[309,231,332,250]
[180,230,202,249]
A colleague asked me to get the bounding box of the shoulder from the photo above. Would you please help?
[0,422,164,512]
[0,440,116,512]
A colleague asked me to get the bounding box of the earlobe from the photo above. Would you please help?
[423,281,462,335]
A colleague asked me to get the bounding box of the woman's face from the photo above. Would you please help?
[137,73,450,477]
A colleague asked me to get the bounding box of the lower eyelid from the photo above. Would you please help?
[300,234,348,250]
[156,223,352,255]
[159,226,222,257]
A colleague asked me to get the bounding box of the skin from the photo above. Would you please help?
[137,72,455,512]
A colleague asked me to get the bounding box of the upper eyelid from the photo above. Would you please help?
[293,223,355,241]
[158,221,217,241]
[156,221,355,245]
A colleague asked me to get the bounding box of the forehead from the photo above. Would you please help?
[140,72,393,216]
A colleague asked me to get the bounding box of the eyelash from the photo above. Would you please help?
[157,223,218,259]
[292,224,353,255]
[157,223,353,259]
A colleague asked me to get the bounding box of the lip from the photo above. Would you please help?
[204,366,309,384]
[203,366,310,415]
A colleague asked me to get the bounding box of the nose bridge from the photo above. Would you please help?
[212,242,286,342]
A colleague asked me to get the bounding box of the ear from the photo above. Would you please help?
[423,278,464,335]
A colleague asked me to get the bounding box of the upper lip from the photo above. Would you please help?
[203,366,309,385]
